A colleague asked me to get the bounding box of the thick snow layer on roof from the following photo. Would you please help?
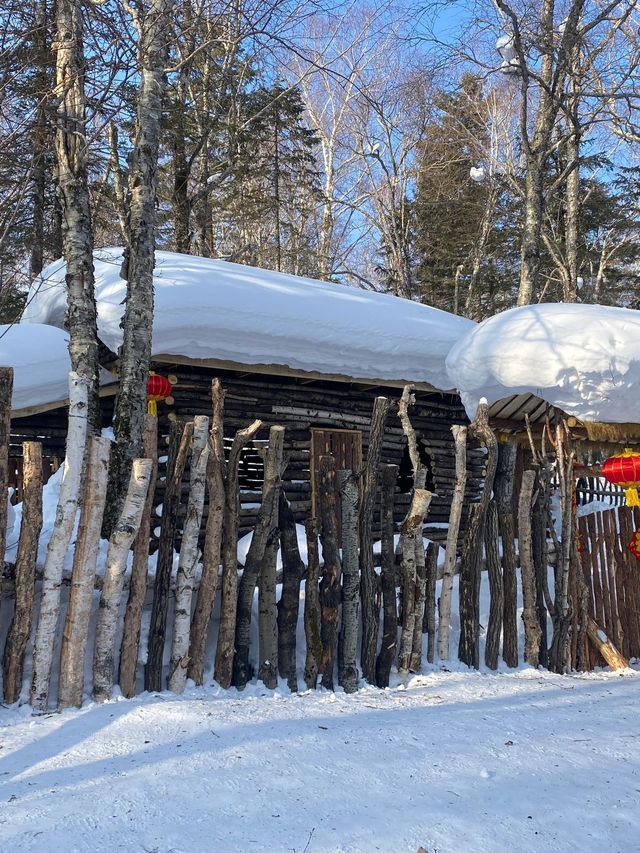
[0,323,115,414]
[447,303,640,423]
[23,248,473,390]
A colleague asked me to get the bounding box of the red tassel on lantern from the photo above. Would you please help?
[601,448,640,507]
[147,372,172,415]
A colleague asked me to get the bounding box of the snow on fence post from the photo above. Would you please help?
[3,441,42,704]
[233,424,285,689]
[277,491,306,692]
[214,418,263,689]
[0,366,12,575]
[31,371,90,711]
[168,415,210,693]
[359,396,389,684]
[484,501,503,670]
[375,463,399,687]
[303,518,321,689]
[398,489,432,673]
[437,424,467,662]
[518,466,542,667]
[93,458,152,702]
[58,435,111,709]
[119,414,158,698]
[145,420,193,692]
[318,454,341,690]
[495,441,518,667]
[338,469,360,693]
[188,379,225,686]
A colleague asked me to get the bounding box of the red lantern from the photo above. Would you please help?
[629,529,640,560]
[146,372,172,416]
[601,448,640,507]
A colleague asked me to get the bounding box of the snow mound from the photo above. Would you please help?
[446,303,640,423]
[23,248,474,391]
[0,323,116,415]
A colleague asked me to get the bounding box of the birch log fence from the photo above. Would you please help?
[1,374,637,711]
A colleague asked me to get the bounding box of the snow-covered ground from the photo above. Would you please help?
[1,668,639,853]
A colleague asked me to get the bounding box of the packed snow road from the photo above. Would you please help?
[1,669,639,853]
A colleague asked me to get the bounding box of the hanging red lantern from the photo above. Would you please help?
[601,448,640,507]
[629,529,640,560]
[146,372,172,416]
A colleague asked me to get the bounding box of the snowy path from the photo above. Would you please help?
[1,669,639,853]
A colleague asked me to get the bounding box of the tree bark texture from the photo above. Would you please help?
[233,425,284,688]
[0,368,12,573]
[119,414,157,698]
[106,0,176,532]
[484,501,503,671]
[168,416,210,692]
[145,420,193,692]
[549,425,574,674]
[31,372,89,710]
[318,455,341,690]
[54,0,100,431]
[58,435,110,709]
[188,379,225,685]
[214,419,262,688]
[93,458,152,702]
[258,514,280,689]
[375,464,398,687]
[277,492,306,692]
[458,401,498,669]
[3,442,42,704]
[398,489,432,673]
[519,467,542,667]
[303,518,321,689]
[495,441,518,667]
[424,542,439,663]
[359,396,389,683]
[437,424,467,661]
[338,470,359,693]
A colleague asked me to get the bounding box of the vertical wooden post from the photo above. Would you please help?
[338,469,359,693]
[359,396,389,684]
[119,414,158,698]
[3,441,42,704]
[484,500,503,670]
[437,424,467,661]
[93,458,152,702]
[376,464,399,687]
[233,424,284,688]
[188,379,225,686]
[519,466,542,667]
[318,454,341,690]
[0,367,12,576]
[303,518,321,689]
[277,492,306,692]
[398,489,432,673]
[214,419,262,688]
[495,441,519,667]
[169,415,210,692]
[424,542,439,663]
[31,372,90,710]
[145,420,193,692]
[58,435,111,709]
[258,503,280,689]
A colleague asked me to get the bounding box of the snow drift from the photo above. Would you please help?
[0,323,116,414]
[23,248,474,391]
[446,303,640,423]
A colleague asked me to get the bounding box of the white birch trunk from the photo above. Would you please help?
[92,458,152,702]
[168,415,210,692]
[58,435,110,709]
[437,424,467,662]
[31,372,90,710]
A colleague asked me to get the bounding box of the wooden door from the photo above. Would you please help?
[310,428,362,519]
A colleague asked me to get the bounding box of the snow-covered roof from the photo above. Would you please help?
[0,323,116,416]
[447,303,640,424]
[22,248,474,391]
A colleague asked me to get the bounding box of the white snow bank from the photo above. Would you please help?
[447,303,640,423]
[0,323,115,415]
[23,248,474,390]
